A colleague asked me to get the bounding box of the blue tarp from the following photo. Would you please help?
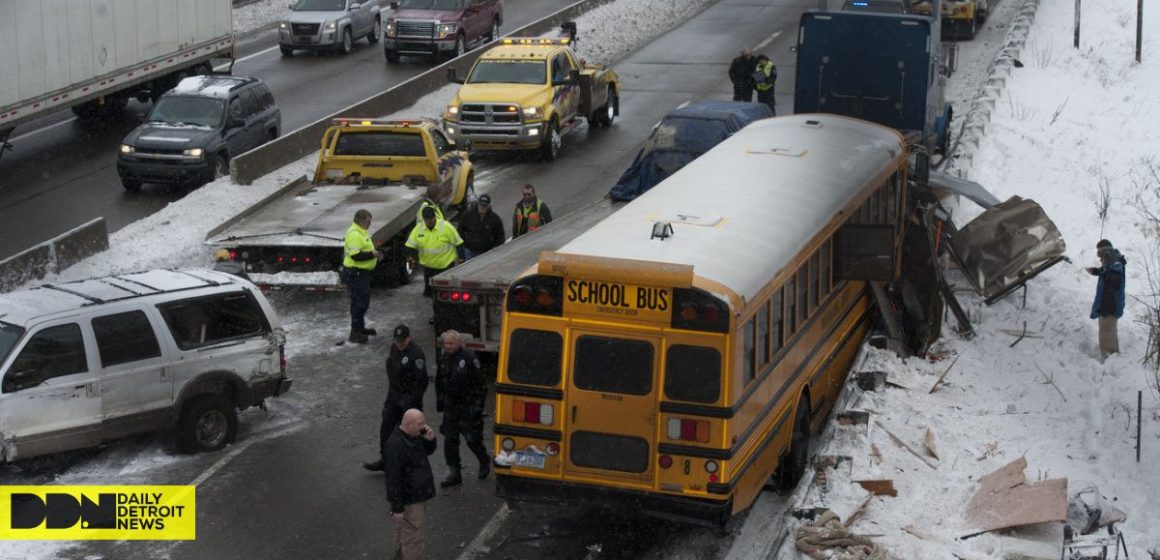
[608,101,773,201]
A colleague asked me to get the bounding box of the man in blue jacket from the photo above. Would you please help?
[1087,240,1126,361]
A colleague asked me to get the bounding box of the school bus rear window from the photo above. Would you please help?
[507,328,563,386]
[574,336,653,395]
[664,345,721,404]
[570,431,650,473]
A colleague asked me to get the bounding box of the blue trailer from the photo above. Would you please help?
[794,10,953,155]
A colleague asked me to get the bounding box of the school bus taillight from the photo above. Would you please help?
[667,418,710,443]
[506,275,563,316]
[670,288,729,333]
[512,400,554,425]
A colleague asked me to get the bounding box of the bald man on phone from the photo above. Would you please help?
[384,409,437,560]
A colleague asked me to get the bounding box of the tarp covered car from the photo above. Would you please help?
[608,100,773,201]
[950,196,1067,304]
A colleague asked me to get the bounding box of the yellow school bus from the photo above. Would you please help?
[492,114,910,526]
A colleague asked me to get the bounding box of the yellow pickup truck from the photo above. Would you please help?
[207,118,474,288]
[443,31,620,161]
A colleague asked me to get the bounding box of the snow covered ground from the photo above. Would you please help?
[7,0,1160,558]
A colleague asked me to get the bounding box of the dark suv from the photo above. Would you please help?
[117,76,281,191]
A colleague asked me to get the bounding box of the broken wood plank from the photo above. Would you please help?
[844,494,874,528]
[875,420,938,469]
[869,443,884,465]
[961,457,1067,538]
[854,479,898,497]
[902,525,945,543]
[928,355,961,394]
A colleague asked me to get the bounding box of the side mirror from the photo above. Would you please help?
[447,68,465,84]
[229,117,246,129]
[456,139,472,151]
[350,2,361,10]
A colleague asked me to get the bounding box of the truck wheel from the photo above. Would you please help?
[540,120,560,162]
[964,19,976,40]
[774,394,811,493]
[121,178,142,192]
[488,19,500,42]
[596,86,617,127]
[338,28,353,55]
[368,18,381,43]
[280,45,294,57]
[385,48,400,63]
[175,394,238,454]
[452,173,474,218]
[453,33,466,58]
[213,154,230,181]
[395,258,414,286]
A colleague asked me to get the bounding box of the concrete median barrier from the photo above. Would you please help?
[232,0,616,185]
[0,217,108,293]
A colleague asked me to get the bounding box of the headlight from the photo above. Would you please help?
[437,23,455,38]
[386,21,396,37]
[184,148,204,158]
[279,20,289,29]
[120,144,135,154]
[522,106,543,119]
[324,20,337,30]
[446,106,459,116]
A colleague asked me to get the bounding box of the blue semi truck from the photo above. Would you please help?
[794,9,953,155]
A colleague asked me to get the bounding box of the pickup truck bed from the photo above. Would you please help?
[432,197,623,352]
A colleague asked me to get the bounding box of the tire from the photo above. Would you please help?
[540,120,560,162]
[775,395,811,493]
[213,154,230,181]
[280,45,294,57]
[175,395,238,454]
[121,178,142,192]
[368,18,381,43]
[453,33,466,59]
[71,96,128,120]
[452,173,474,218]
[965,19,977,40]
[338,28,353,55]
[385,48,400,63]
[395,256,414,286]
[595,86,617,127]
[488,19,500,42]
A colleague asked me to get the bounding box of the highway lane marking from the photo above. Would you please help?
[753,30,784,52]
[189,419,306,487]
[455,503,512,560]
[216,45,281,71]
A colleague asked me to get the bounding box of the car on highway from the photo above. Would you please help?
[383,0,504,63]
[279,0,386,56]
[116,76,281,191]
[0,269,291,463]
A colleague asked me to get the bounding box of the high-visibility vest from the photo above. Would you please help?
[754,61,776,92]
[405,219,463,269]
[515,200,545,235]
[343,222,377,270]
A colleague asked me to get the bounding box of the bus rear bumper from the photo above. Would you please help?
[495,471,732,527]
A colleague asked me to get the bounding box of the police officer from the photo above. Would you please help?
[365,324,429,472]
[344,209,382,344]
[406,206,463,298]
[435,330,490,487]
[512,184,553,239]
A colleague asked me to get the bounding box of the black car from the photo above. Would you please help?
[117,76,281,191]
[841,0,913,13]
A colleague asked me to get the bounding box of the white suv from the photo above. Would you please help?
[0,269,291,462]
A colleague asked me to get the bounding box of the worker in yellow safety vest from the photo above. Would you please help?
[406,206,463,298]
[511,183,553,239]
[753,53,777,116]
[344,209,382,344]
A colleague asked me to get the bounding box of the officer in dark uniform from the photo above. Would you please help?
[364,324,429,472]
[435,329,490,487]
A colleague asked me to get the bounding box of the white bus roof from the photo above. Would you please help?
[555,114,904,304]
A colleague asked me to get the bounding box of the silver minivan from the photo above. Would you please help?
[0,269,291,463]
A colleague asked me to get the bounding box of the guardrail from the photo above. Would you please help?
[231,0,616,185]
[0,218,108,293]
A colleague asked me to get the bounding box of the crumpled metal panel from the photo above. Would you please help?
[950,196,1066,299]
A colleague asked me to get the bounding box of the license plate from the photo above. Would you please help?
[296,37,313,44]
[514,450,545,469]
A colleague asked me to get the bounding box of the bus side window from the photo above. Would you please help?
[772,288,784,353]
[797,266,809,324]
[786,275,796,335]
[744,319,756,383]
[810,252,820,311]
[820,240,832,298]
[870,190,882,224]
[758,301,770,368]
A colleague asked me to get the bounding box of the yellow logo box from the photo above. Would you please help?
[0,485,195,540]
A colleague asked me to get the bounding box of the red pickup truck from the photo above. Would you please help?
[384,0,503,63]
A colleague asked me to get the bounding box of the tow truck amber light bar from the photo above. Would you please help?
[501,38,571,45]
[332,118,426,127]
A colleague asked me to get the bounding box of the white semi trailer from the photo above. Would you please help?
[0,0,235,159]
